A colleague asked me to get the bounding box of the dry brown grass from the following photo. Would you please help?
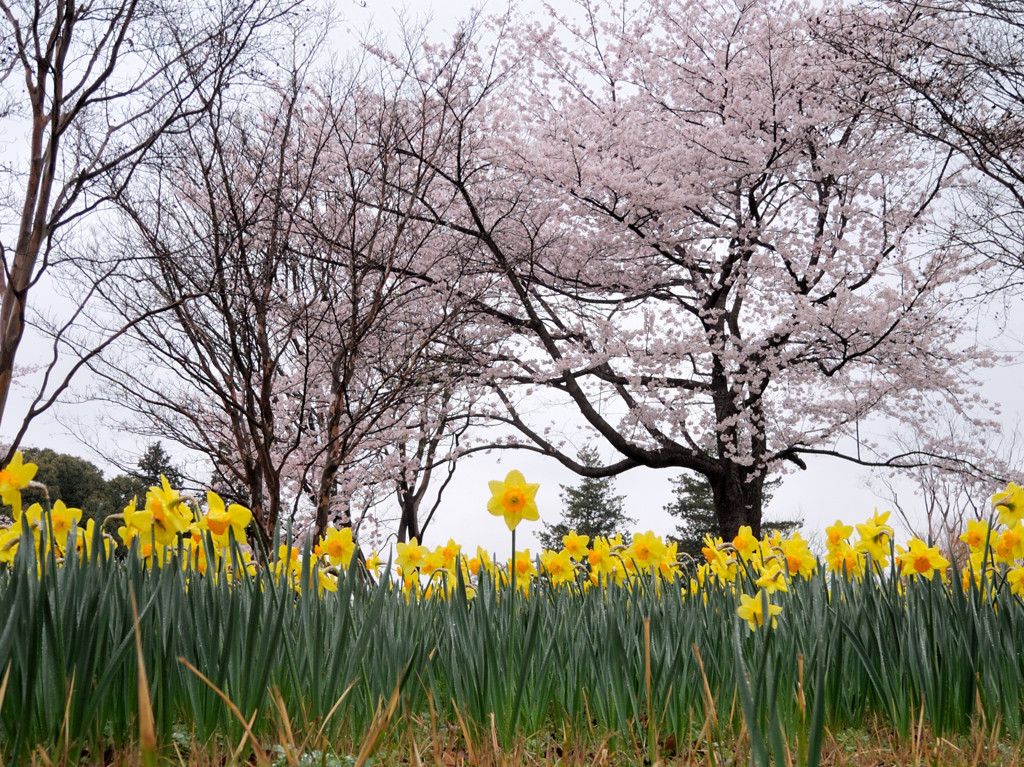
[18,715,1024,767]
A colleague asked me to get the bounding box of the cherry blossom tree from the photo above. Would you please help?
[378,0,1002,539]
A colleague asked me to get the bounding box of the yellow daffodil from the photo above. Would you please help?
[896,538,950,580]
[992,482,1024,529]
[780,533,816,579]
[271,545,304,590]
[826,541,865,578]
[755,561,789,594]
[39,500,83,556]
[737,589,783,631]
[562,530,590,561]
[658,541,680,580]
[0,451,37,520]
[396,537,428,576]
[512,549,537,580]
[421,549,447,578]
[23,502,43,529]
[994,524,1024,564]
[140,476,192,545]
[855,510,893,563]
[438,539,461,571]
[487,470,539,531]
[318,568,339,594]
[960,519,992,552]
[702,542,737,584]
[628,530,667,572]
[365,550,381,575]
[541,548,576,586]
[588,536,616,581]
[1006,565,1024,597]
[72,518,109,561]
[0,525,20,564]
[318,526,356,568]
[825,520,854,549]
[204,491,251,547]
[732,526,758,561]
[181,537,211,575]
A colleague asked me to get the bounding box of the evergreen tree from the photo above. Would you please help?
[666,472,798,559]
[664,472,720,560]
[19,448,109,524]
[104,442,185,513]
[537,446,635,550]
[135,442,184,488]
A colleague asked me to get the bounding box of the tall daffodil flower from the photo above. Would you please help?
[855,510,893,563]
[896,538,950,580]
[143,476,192,545]
[0,451,37,521]
[960,519,992,552]
[0,526,21,564]
[737,589,783,631]
[731,526,758,561]
[1007,565,1024,597]
[826,541,864,578]
[587,536,616,580]
[204,491,252,548]
[396,537,428,576]
[486,470,539,531]
[628,530,667,572]
[317,525,355,568]
[825,520,853,549]
[562,530,589,561]
[541,548,576,587]
[780,533,817,579]
[755,561,789,594]
[365,550,382,576]
[43,500,83,555]
[421,550,447,578]
[992,482,1024,529]
[512,549,537,594]
[438,539,461,571]
[994,524,1024,563]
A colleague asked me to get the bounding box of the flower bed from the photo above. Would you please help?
[2,455,1024,765]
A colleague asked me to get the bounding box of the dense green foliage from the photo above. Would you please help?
[19,448,111,524]
[3,531,1024,765]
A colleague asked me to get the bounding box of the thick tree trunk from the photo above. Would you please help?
[396,489,421,543]
[313,382,347,542]
[709,465,765,541]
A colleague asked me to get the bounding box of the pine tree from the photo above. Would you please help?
[104,442,186,515]
[666,472,798,559]
[664,472,720,560]
[135,442,184,488]
[537,446,635,550]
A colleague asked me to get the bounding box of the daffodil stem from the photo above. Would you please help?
[508,526,517,735]
[511,528,517,598]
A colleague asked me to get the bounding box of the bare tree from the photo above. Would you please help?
[879,408,1020,567]
[0,0,305,454]
[390,389,473,543]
